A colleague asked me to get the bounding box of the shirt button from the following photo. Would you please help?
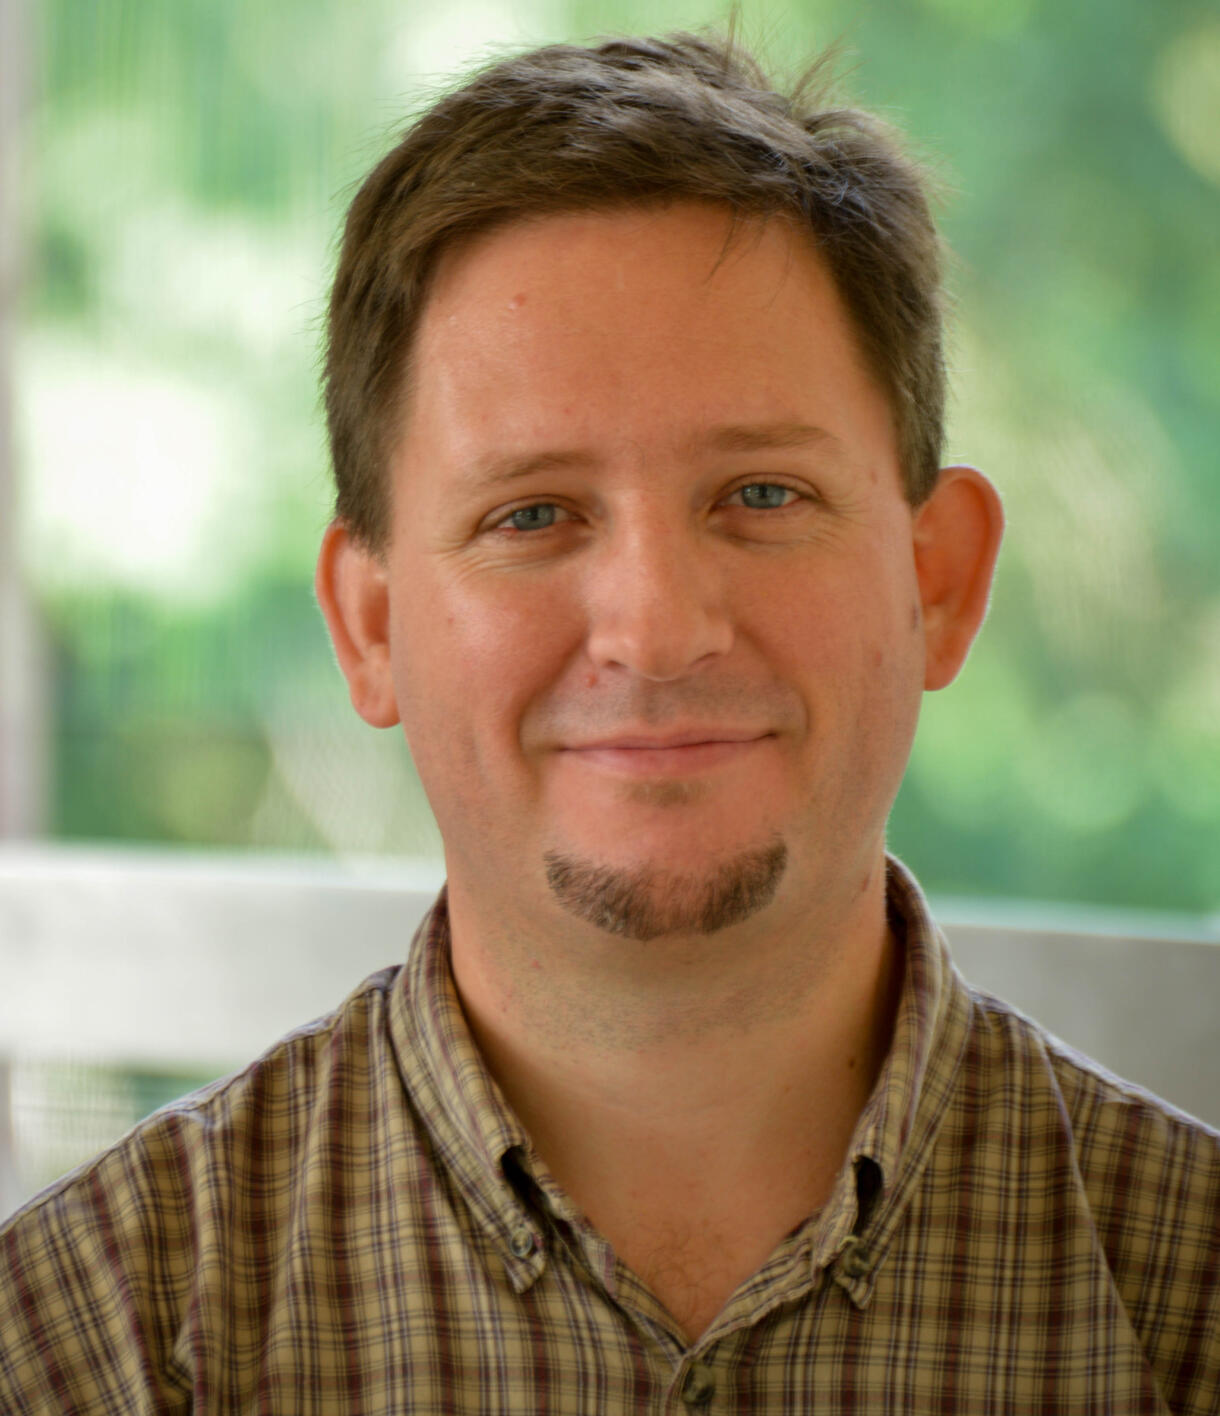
[682,1361,716,1406]
[840,1243,869,1279]
[509,1227,536,1259]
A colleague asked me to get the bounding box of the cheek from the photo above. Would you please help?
[392,573,580,754]
[791,565,923,727]
[765,566,899,671]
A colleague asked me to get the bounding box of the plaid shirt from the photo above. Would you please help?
[2,858,1218,1414]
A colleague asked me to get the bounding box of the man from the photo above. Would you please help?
[2,30,1217,1414]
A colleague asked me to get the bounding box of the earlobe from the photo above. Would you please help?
[913,466,1004,691]
[315,520,401,728]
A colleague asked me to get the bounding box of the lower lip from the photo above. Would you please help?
[563,739,767,777]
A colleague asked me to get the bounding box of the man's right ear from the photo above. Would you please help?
[315,520,401,728]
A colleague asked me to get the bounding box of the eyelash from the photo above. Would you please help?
[490,482,807,533]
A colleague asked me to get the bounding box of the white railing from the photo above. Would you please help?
[2,844,1217,1218]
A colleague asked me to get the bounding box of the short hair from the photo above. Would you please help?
[324,31,947,552]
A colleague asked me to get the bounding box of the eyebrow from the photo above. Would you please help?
[462,448,600,490]
[693,421,841,456]
[461,422,842,490]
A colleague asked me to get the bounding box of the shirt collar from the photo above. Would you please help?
[387,885,550,1291]
[812,856,974,1303]
[852,856,970,1183]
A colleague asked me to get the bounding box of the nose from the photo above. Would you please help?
[583,518,734,681]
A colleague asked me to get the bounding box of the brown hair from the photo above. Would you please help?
[325,31,947,551]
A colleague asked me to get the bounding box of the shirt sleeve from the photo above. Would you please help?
[0,1146,194,1415]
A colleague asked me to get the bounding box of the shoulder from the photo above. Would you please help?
[964,980,1220,1194]
[6,962,405,1227]
[963,983,1220,1411]
[0,966,405,1410]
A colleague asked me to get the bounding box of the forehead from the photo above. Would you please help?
[397,201,897,480]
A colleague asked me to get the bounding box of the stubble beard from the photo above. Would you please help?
[542,838,789,942]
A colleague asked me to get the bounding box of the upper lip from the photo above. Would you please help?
[566,729,771,750]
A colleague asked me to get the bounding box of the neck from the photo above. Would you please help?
[448,851,901,1280]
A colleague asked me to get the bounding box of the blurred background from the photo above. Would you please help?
[1,0,1217,1202]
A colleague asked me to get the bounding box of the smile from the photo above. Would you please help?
[562,735,772,777]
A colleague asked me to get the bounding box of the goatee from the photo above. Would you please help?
[543,839,788,941]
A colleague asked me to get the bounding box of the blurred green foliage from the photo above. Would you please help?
[15,0,1220,912]
[15,1058,222,1194]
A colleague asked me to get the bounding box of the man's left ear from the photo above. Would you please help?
[913,465,1004,691]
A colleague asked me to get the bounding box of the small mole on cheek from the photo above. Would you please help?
[847,1055,858,1071]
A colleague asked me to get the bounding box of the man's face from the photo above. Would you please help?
[372,203,932,938]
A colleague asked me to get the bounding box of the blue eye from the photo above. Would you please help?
[505,503,561,531]
[736,483,795,509]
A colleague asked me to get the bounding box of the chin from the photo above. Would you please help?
[541,836,788,942]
